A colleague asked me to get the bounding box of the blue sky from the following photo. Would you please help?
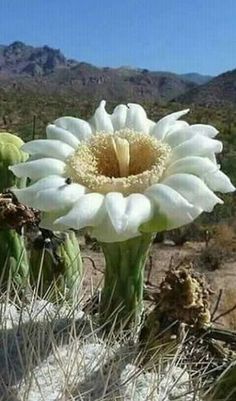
[1,0,235,75]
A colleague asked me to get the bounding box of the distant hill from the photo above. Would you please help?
[180,72,212,85]
[0,41,205,103]
[2,41,235,106]
[0,41,77,75]
[177,69,236,106]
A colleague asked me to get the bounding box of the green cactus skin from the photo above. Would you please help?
[100,233,153,329]
[30,231,83,303]
[0,132,29,290]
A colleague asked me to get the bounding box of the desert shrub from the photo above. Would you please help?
[196,223,236,271]
[165,222,207,245]
[211,223,236,253]
[197,245,225,271]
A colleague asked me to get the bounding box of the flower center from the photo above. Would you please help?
[66,129,171,195]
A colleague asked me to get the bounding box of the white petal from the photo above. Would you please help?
[89,100,113,133]
[20,175,66,191]
[162,173,223,212]
[208,153,218,165]
[204,170,235,193]
[165,127,198,148]
[105,192,153,236]
[46,124,80,149]
[91,218,140,243]
[111,105,128,131]
[165,120,189,135]
[105,193,127,233]
[55,193,104,229]
[12,188,36,207]
[126,103,148,133]
[189,124,218,138]
[165,123,218,149]
[33,183,86,211]
[145,183,201,230]
[165,156,217,177]
[54,116,92,142]
[21,140,74,161]
[151,109,189,140]
[9,158,65,180]
[12,175,67,206]
[147,119,156,135]
[124,193,153,233]
[171,136,223,163]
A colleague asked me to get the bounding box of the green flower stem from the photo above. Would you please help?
[100,233,153,328]
[0,229,29,289]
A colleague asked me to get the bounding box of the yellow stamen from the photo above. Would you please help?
[66,129,171,195]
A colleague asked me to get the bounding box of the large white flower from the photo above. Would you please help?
[10,101,235,243]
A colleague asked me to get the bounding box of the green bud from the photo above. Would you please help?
[0,132,27,191]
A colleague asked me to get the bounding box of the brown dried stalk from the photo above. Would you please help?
[0,190,40,232]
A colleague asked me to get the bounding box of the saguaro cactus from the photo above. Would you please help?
[0,132,29,289]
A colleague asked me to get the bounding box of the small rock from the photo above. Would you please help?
[163,239,176,247]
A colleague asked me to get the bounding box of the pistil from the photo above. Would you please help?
[110,136,130,177]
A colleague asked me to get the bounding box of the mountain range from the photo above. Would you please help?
[0,41,235,106]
